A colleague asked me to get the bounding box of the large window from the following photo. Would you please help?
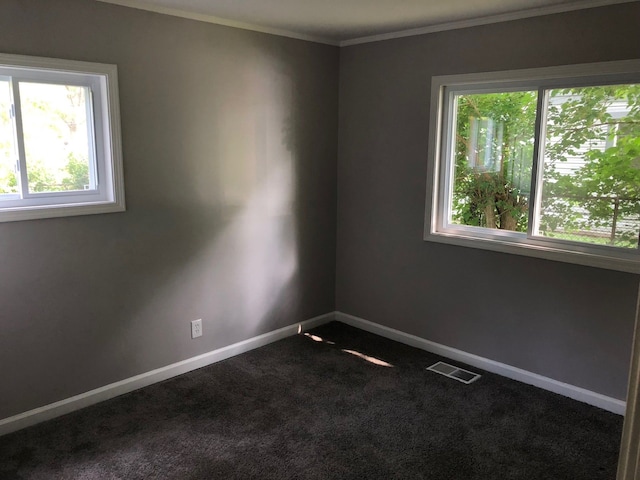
[0,53,124,222]
[425,61,640,273]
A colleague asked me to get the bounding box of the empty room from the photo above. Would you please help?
[1,0,639,478]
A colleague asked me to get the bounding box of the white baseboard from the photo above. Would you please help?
[335,311,626,415]
[2,310,625,437]
[0,312,335,437]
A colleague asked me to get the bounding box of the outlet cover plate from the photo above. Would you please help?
[191,319,203,339]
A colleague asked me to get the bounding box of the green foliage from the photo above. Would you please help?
[16,84,91,194]
[27,160,59,193]
[541,85,640,247]
[27,153,89,193]
[0,163,17,194]
[0,87,18,194]
[452,91,537,231]
[452,84,640,247]
[61,153,89,191]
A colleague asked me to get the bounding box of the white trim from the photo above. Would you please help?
[95,0,340,46]
[95,0,634,48]
[0,312,335,437]
[426,60,640,87]
[0,53,119,76]
[426,231,640,274]
[1,310,626,437]
[340,0,636,46]
[0,53,126,222]
[424,60,640,274]
[0,202,125,223]
[335,311,626,415]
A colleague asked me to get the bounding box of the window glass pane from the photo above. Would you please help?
[538,84,640,249]
[0,80,18,195]
[19,82,94,194]
[449,91,538,232]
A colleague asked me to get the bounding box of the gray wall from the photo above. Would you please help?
[0,0,338,419]
[1,0,637,422]
[336,2,640,401]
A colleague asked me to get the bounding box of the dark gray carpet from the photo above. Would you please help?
[0,321,623,479]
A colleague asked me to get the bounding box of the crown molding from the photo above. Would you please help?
[95,0,340,46]
[96,0,635,48]
[340,0,636,47]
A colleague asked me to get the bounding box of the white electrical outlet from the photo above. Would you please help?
[191,319,203,339]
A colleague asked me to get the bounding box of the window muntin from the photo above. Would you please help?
[426,61,640,273]
[0,54,124,222]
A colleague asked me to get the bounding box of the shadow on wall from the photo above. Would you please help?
[0,33,337,418]
[112,45,307,367]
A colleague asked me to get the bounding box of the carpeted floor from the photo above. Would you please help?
[0,321,623,479]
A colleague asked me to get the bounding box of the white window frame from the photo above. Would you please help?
[0,53,125,222]
[424,60,640,274]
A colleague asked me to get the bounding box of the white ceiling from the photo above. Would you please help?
[97,0,634,45]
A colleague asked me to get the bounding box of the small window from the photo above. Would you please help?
[0,53,124,222]
[425,61,640,273]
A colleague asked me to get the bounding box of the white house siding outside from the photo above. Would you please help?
[542,93,639,246]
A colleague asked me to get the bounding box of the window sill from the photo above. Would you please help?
[424,230,640,274]
[0,200,125,223]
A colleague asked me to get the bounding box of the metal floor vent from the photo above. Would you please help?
[427,361,481,384]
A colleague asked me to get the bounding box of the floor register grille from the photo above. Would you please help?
[427,361,482,384]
